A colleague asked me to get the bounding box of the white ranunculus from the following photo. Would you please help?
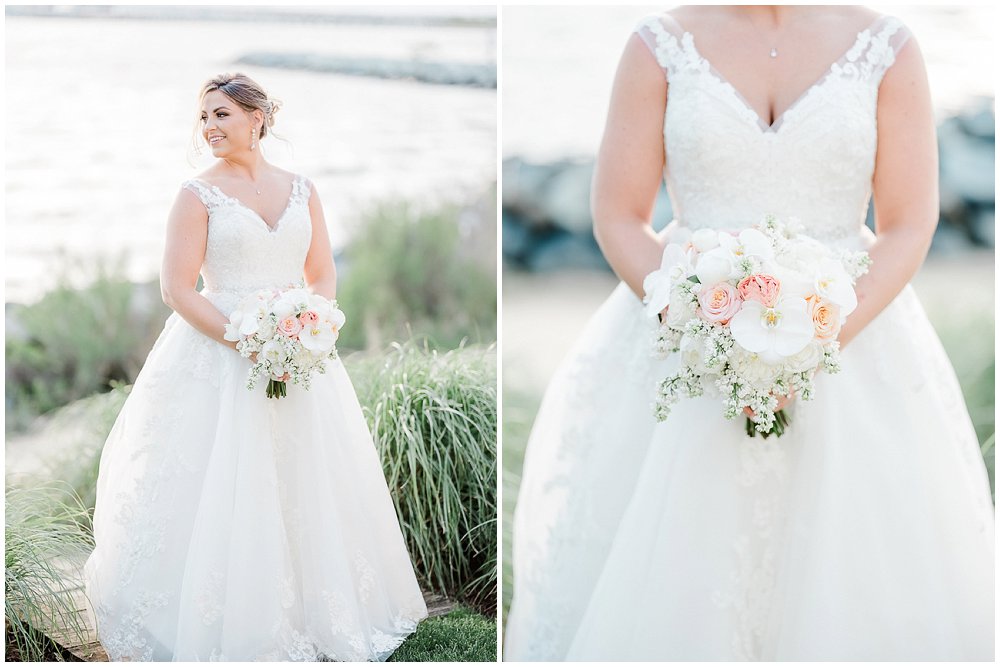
[642,243,693,319]
[783,341,823,373]
[729,297,813,364]
[691,228,720,252]
[694,247,734,286]
[679,334,708,374]
[727,346,781,390]
[665,293,695,327]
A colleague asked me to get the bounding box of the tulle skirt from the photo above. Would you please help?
[506,233,994,660]
[83,296,427,661]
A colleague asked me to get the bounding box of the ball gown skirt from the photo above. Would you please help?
[506,228,994,661]
[83,288,428,661]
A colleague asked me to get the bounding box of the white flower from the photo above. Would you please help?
[783,341,823,373]
[729,296,814,364]
[727,346,782,390]
[642,243,694,319]
[679,333,709,374]
[812,258,857,318]
[272,288,311,319]
[300,320,339,353]
[327,307,346,331]
[695,229,774,285]
[691,228,720,252]
[260,339,287,376]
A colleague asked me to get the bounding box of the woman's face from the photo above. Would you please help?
[199,89,260,156]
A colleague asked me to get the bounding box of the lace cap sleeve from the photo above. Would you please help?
[633,14,686,81]
[180,179,226,211]
[861,15,914,86]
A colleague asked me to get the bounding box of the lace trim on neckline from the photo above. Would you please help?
[182,173,310,233]
[638,14,905,134]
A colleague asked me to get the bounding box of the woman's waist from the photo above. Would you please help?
[662,218,875,250]
[200,280,306,312]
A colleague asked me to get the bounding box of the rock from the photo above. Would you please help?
[930,222,970,255]
[235,52,496,89]
[501,212,533,263]
[526,232,608,272]
[969,208,995,248]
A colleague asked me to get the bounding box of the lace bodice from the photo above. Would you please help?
[181,174,313,312]
[635,13,912,244]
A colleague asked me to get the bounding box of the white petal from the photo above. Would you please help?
[729,303,769,352]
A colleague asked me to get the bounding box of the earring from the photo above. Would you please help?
[250,128,257,151]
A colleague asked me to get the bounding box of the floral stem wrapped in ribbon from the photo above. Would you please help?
[223,285,346,399]
[643,215,871,438]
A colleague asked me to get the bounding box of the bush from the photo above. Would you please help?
[5,484,94,662]
[336,195,496,351]
[347,341,497,614]
[5,254,169,431]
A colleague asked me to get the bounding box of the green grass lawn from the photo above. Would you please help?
[389,607,496,662]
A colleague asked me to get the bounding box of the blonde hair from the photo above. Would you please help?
[198,72,281,137]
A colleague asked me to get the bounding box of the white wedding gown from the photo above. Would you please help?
[505,13,994,661]
[83,173,428,661]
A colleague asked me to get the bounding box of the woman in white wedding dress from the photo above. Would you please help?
[83,73,427,661]
[505,6,993,661]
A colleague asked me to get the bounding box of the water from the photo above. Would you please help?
[5,8,496,303]
[502,5,995,160]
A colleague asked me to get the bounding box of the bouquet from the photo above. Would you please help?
[643,216,871,437]
[223,285,346,399]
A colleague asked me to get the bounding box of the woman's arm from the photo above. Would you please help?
[302,179,338,300]
[592,33,670,300]
[838,36,938,348]
[160,188,237,350]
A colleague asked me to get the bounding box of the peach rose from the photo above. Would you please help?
[738,273,781,307]
[299,310,320,325]
[277,316,303,338]
[809,297,841,341]
[697,282,743,324]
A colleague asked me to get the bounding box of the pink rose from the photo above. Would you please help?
[277,316,303,338]
[299,310,319,325]
[697,282,743,324]
[738,273,781,307]
[808,296,841,341]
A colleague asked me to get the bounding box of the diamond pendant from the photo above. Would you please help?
[770,47,778,58]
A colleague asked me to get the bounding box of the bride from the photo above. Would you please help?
[505,6,993,661]
[83,73,427,661]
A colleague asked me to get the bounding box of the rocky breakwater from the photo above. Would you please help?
[504,102,995,271]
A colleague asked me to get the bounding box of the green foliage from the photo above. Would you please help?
[20,384,133,531]
[336,197,496,351]
[347,341,497,614]
[5,254,169,431]
[387,607,497,662]
[5,484,94,662]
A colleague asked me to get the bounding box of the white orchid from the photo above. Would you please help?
[811,258,858,318]
[642,243,695,319]
[729,296,814,365]
[300,320,339,353]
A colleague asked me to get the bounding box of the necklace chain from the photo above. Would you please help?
[228,162,262,194]
[743,13,780,59]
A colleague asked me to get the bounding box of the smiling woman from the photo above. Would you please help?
[82,72,429,661]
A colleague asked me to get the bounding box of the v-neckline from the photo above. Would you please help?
[197,174,299,233]
[677,14,886,134]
